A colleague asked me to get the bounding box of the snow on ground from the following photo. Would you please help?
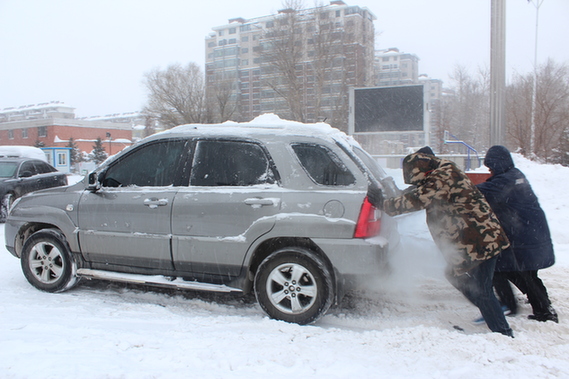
[1,156,568,378]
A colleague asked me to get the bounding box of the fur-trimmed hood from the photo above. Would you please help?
[402,152,441,185]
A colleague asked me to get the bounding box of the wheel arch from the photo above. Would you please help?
[245,237,341,302]
[13,222,74,259]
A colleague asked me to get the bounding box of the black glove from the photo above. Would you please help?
[367,186,384,209]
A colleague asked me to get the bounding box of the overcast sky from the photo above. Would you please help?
[1,0,568,118]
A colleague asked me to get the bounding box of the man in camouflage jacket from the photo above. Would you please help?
[373,148,513,336]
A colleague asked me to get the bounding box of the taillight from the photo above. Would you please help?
[354,197,381,238]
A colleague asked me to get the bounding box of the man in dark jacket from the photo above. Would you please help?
[477,145,558,323]
[370,147,513,336]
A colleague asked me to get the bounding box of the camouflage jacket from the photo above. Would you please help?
[383,153,510,275]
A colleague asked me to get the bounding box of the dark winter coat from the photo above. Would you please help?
[477,145,555,272]
[383,152,510,275]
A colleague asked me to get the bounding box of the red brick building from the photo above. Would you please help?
[0,102,136,157]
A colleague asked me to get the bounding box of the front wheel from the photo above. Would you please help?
[254,248,334,325]
[21,229,78,293]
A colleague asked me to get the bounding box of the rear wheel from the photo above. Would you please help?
[254,248,334,325]
[21,229,78,293]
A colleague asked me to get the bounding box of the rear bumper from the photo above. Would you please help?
[313,236,390,288]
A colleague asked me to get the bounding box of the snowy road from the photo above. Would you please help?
[1,156,568,378]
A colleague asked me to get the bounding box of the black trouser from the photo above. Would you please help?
[446,256,512,336]
[493,270,552,316]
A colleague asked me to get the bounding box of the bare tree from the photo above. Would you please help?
[440,65,490,153]
[507,59,569,161]
[143,62,207,128]
[255,0,372,131]
[258,0,307,122]
[207,79,238,123]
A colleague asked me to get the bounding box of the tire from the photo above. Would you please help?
[0,193,14,223]
[254,248,334,325]
[20,229,78,293]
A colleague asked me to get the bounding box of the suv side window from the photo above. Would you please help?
[102,140,190,187]
[292,143,355,186]
[190,140,276,186]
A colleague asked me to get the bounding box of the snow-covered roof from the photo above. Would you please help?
[0,146,47,161]
[160,114,360,151]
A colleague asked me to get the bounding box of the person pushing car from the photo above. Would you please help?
[368,147,513,337]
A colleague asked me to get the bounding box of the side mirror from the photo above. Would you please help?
[87,172,101,192]
[19,171,33,178]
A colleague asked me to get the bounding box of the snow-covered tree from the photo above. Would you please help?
[90,137,107,164]
[66,137,82,167]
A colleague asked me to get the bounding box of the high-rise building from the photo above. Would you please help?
[374,48,420,86]
[205,1,376,131]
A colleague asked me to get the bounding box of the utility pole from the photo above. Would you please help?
[529,0,544,157]
[489,0,506,147]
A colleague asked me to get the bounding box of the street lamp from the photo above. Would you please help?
[529,0,544,157]
[106,132,112,155]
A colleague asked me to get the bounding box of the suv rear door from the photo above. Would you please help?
[171,139,281,276]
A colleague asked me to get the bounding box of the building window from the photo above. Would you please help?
[38,126,47,137]
[242,47,249,54]
[218,30,224,36]
[58,152,67,166]
[266,21,274,28]
[242,36,249,42]
[208,41,215,47]
[22,129,28,138]
[241,59,249,65]
[8,130,14,139]
[229,27,236,34]
[228,38,237,44]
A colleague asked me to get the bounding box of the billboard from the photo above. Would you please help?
[352,85,424,133]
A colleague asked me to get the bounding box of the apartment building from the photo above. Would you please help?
[374,48,420,86]
[205,1,376,131]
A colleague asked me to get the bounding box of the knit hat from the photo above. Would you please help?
[484,145,515,174]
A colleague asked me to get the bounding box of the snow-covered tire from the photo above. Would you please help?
[21,229,78,293]
[254,248,334,325]
[0,193,14,223]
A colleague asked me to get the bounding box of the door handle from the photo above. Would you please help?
[143,198,169,208]
[244,197,280,207]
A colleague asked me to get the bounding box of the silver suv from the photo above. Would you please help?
[5,116,398,324]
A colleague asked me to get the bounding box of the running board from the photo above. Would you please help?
[76,268,242,293]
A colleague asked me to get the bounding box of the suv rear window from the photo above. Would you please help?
[190,140,276,186]
[292,143,355,186]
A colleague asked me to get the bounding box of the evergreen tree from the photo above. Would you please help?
[90,137,107,164]
[66,137,82,166]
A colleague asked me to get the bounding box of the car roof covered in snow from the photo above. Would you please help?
[148,113,359,148]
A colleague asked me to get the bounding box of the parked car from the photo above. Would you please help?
[5,116,399,324]
[0,157,68,222]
